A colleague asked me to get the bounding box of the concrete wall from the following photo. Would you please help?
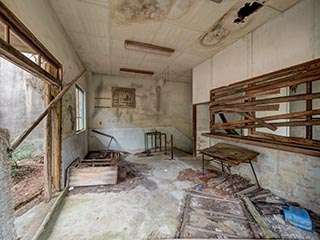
[2,0,88,187]
[88,74,192,152]
[192,0,320,213]
[0,58,44,154]
[0,129,16,240]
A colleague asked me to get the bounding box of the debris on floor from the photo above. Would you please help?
[67,150,121,188]
[11,156,44,216]
[179,170,320,239]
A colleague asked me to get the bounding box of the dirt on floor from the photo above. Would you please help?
[11,156,44,216]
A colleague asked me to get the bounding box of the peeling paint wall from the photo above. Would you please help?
[88,74,192,152]
[193,0,320,213]
[2,0,88,188]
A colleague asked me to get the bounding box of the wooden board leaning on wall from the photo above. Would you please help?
[207,58,320,157]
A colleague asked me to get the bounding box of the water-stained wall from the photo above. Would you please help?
[88,73,192,152]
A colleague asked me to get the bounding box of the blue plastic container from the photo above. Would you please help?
[283,206,313,232]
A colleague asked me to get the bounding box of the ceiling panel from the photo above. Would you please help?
[49,0,301,82]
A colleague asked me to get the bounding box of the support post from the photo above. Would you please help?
[44,83,52,201]
[52,85,62,191]
[306,82,312,139]
[192,104,197,157]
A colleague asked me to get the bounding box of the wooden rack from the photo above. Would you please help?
[207,58,320,156]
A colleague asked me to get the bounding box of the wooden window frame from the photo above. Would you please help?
[205,58,320,157]
[0,1,62,85]
[76,84,86,133]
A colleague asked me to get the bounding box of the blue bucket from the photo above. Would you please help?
[283,206,313,232]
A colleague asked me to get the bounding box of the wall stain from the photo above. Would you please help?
[199,1,264,47]
[113,0,173,24]
[92,79,105,118]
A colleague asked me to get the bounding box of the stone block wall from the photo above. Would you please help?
[0,128,16,240]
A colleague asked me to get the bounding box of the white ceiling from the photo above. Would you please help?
[49,0,300,82]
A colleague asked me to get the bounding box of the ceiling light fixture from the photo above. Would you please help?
[119,68,154,75]
[124,40,175,56]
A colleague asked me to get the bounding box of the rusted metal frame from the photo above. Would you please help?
[0,1,61,68]
[306,82,313,139]
[202,133,320,157]
[0,38,61,86]
[210,58,320,95]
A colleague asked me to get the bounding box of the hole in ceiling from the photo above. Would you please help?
[234,1,264,23]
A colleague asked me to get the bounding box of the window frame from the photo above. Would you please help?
[75,84,86,133]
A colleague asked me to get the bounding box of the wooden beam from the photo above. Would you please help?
[211,109,320,129]
[44,83,52,201]
[212,120,320,130]
[210,87,320,108]
[243,197,279,239]
[192,104,197,157]
[211,104,280,113]
[210,58,320,95]
[0,38,61,86]
[306,82,313,139]
[252,131,320,148]
[211,69,320,101]
[239,112,277,131]
[52,86,62,191]
[10,69,86,151]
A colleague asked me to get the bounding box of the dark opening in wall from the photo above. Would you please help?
[234,1,264,23]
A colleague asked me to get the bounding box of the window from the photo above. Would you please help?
[76,85,85,132]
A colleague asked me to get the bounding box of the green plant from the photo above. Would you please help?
[11,143,36,177]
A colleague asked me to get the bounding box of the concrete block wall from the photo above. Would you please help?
[0,129,16,240]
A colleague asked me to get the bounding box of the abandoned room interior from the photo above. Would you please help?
[0,0,320,239]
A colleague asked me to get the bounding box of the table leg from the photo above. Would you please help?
[249,160,260,188]
[221,161,224,172]
[202,154,205,176]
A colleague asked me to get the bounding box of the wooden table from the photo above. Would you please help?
[199,143,260,187]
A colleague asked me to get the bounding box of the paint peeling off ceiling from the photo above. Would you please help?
[49,0,301,82]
